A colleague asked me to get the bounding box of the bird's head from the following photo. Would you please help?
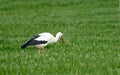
[57,32,64,43]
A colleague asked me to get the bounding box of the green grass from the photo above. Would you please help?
[0,0,120,75]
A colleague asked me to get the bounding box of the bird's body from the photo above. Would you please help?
[21,32,64,53]
[34,33,57,48]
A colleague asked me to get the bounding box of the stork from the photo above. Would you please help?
[21,32,64,53]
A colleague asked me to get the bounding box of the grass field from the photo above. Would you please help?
[0,0,120,75]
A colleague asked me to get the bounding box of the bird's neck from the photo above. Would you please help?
[54,34,60,42]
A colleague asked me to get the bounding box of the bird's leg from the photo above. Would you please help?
[41,47,46,54]
[38,48,42,54]
[43,48,46,54]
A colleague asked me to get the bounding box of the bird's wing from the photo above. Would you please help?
[38,33,55,43]
[21,35,47,48]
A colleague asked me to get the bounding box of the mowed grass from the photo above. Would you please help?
[0,0,120,75]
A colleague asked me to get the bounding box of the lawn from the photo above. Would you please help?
[0,0,120,75]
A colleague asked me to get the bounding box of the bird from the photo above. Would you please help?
[21,32,64,53]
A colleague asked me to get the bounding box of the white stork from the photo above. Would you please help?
[21,32,64,53]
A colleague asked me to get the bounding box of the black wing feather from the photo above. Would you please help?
[21,35,47,49]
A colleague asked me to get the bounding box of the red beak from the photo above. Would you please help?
[61,37,64,43]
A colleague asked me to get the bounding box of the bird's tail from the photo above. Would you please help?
[21,43,27,49]
[21,38,33,49]
[21,42,30,49]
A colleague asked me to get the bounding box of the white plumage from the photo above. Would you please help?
[21,32,64,53]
